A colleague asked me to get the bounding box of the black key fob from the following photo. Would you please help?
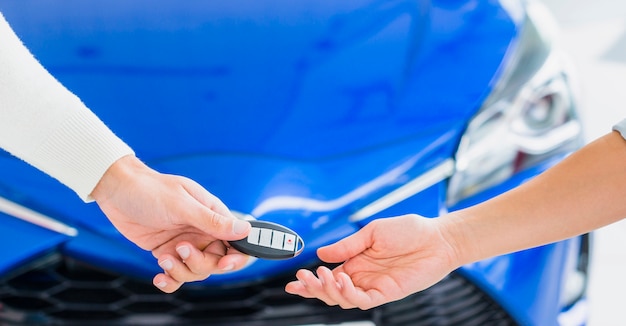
[228,220,304,260]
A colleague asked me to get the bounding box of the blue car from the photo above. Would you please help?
[0,0,588,325]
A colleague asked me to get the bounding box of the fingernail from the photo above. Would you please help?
[222,264,234,271]
[155,281,167,288]
[176,246,191,260]
[337,279,343,289]
[159,259,173,271]
[233,219,250,235]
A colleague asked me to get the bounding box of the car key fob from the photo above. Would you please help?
[228,220,304,260]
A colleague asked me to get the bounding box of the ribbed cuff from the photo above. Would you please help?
[30,108,134,202]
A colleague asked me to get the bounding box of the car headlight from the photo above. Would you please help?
[446,1,584,206]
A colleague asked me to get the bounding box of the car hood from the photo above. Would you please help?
[0,0,518,283]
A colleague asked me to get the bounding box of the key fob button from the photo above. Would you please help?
[247,227,261,245]
[259,228,272,247]
[271,231,285,249]
[283,234,296,251]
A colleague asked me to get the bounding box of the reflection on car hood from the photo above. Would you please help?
[0,0,517,283]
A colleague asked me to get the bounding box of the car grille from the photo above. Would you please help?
[0,254,517,325]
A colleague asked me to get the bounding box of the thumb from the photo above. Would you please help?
[317,226,373,263]
[190,206,251,240]
[180,177,251,240]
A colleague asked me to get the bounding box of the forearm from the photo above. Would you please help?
[0,13,133,201]
[443,131,626,266]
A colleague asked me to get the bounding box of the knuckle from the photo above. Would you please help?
[185,256,217,277]
[207,211,226,229]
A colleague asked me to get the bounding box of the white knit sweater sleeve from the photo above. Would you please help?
[0,13,134,202]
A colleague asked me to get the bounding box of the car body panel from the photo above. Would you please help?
[0,213,67,277]
[0,0,516,275]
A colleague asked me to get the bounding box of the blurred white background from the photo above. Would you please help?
[541,0,626,325]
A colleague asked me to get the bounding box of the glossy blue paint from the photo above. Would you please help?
[0,213,67,276]
[461,241,572,326]
[0,0,584,325]
[61,226,161,279]
[0,0,516,273]
[1,0,512,162]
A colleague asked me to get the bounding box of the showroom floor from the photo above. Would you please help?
[541,0,626,325]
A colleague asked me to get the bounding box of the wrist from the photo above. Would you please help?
[436,212,482,268]
[90,154,147,203]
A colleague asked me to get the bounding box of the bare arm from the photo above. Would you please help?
[446,130,626,265]
[286,130,626,309]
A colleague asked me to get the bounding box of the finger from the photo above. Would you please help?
[177,242,250,275]
[334,272,381,310]
[185,203,251,241]
[175,242,219,276]
[317,266,356,309]
[286,269,384,310]
[217,248,251,273]
[158,254,210,283]
[294,269,339,307]
[285,279,312,298]
[285,269,319,298]
[153,272,184,293]
[317,224,375,263]
[180,180,251,241]
[182,178,233,216]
